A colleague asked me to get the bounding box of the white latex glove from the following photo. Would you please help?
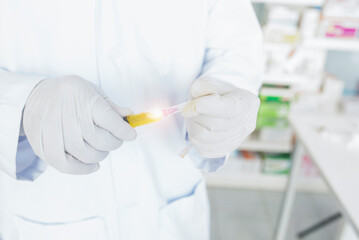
[23,75,136,174]
[182,78,260,158]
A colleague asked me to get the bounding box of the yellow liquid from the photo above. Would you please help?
[125,111,162,128]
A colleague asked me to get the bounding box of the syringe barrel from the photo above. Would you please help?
[123,112,162,128]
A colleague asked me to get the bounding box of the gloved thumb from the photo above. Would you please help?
[190,78,235,98]
[183,78,236,117]
[104,96,134,117]
[182,100,199,118]
[90,82,134,117]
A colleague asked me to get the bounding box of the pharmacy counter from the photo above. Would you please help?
[275,113,359,240]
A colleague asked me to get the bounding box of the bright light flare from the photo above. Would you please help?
[146,109,163,120]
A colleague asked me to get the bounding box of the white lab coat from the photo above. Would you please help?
[0,0,262,239]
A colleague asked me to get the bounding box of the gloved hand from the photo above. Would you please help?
[23,75,136,174]
[182,78,260,158]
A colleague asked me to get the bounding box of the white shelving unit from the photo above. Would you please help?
[262,73,317,86]
[251,0,324,7]
[265,38,359,52]
[211,0,358,193]
[239,138,293,153]
[304,38,359,52]
[262,73,323,93]
[205,162,327,192]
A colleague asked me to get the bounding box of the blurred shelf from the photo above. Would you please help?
[264,42,297,51]
[303,38,359,52]
[265,39,359,52]
[239,136,293,153]
[251,0,324,6]
[205,171,327,192]
[262,73,319,86]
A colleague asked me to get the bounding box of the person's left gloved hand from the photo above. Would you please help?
[182,78,260,159]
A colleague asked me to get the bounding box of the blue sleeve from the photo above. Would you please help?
[15,135,47,181]
[185,132,226,172]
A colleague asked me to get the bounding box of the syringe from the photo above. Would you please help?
[123,101,189,128]
[123,101,193,158]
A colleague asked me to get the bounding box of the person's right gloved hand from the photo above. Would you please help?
[22,75,137,175]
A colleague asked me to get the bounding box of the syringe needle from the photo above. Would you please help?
[178,144,193,158]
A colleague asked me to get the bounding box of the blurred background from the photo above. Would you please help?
[206,0,359,239]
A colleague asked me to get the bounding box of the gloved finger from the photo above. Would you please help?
[188,120,243,144]
[189,113,258,144]
[191,115,240,132]
[190,78,234,98]
[191,139,236,159]
[191,104,259,132]
[91,96,137,141]
[188,126,249,158]
[103,97,134,117]
[184,89,258,118]
[64,138,109,164]
[183,94,239,118]
[79,99,124,151]
[83,124,124,151]
[41,119,100,175]
[187,129,234,158]
[187,121,220,144]
[62,109,110,163]
[90,84,134,117]
[63,153,100,174]
[111,106,134,117]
